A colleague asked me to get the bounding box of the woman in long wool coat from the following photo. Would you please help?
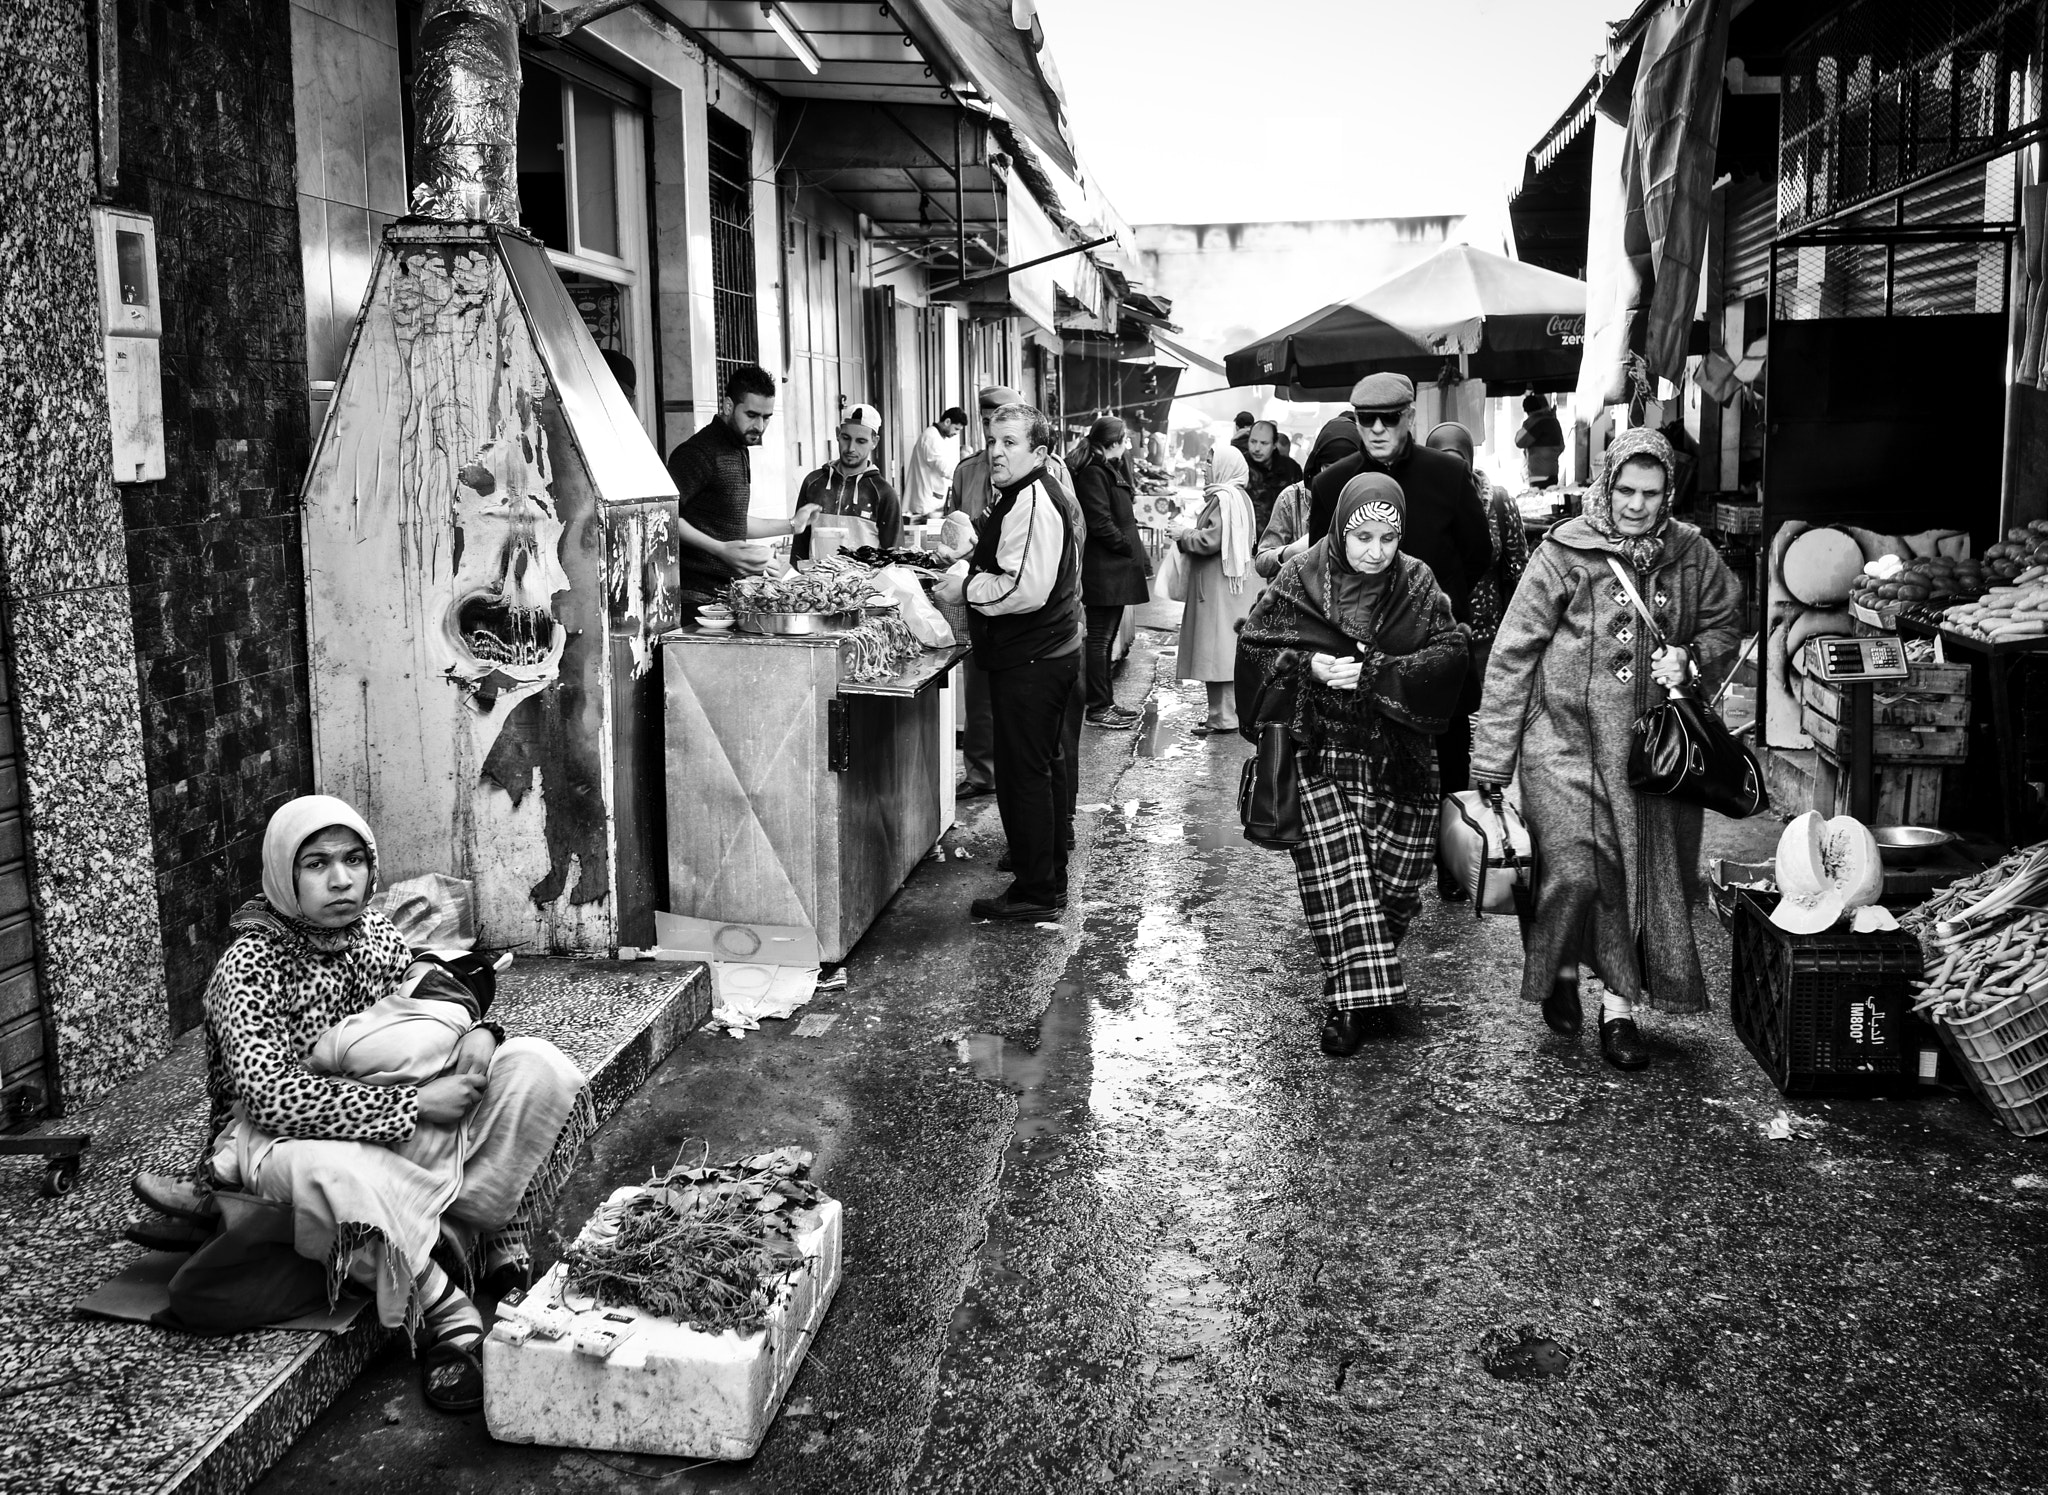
[1470,428,1743,1072]
[1176,445,1260,733]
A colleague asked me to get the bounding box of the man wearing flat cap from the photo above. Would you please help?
[792,401,902,562]
[1308,371,1493,806]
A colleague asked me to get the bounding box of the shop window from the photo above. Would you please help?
[515,61,653,434]
[708,109,760,394]
[517,73,628,264]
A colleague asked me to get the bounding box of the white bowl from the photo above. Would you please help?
[695,616,735,633]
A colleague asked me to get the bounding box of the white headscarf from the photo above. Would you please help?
[1206,447,1256,593]
[260,794,378,922]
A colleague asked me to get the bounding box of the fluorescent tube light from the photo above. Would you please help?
[760,2,821,74]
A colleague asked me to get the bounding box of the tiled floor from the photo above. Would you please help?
[0,957,707,1495]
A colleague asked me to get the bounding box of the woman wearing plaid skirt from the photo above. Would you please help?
[1236,473,1472,1055]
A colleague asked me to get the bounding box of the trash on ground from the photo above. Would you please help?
[2013,1174,2048,1190]
[1763,1110,1825,1140]
[1479,1326,1574,1381]
[793,1013,840,1037]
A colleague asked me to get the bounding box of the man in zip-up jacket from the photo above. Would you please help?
[934,402,1085,921]
[791,403,903,561]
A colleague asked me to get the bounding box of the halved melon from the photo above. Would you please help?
[1771,811,1885,933]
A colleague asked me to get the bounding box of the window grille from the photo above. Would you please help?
[708,110,759,394]
[1778,0,2044,232]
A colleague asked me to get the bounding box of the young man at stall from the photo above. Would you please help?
[792,403,903,561]
[906,406,969,518]
[935,404,1087,922]
[668,363,819,606]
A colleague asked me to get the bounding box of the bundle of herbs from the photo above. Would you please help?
[558,1147,825,1334]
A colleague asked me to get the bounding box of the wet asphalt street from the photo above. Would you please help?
[261,629,2048,1495]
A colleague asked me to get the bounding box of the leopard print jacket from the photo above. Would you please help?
[203,900,419,1144]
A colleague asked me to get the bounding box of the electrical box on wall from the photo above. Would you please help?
[91,206,165,483]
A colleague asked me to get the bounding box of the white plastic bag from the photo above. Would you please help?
[369,873,477,948]
[1156,542,1189,603]
[872,564,954,647]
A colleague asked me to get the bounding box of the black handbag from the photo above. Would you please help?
[1606,558,1765,819]
[1239,722,1306,848]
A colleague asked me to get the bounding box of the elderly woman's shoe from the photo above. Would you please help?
[1541,978,1583,1036]
[1600,1017,1650,1071]
[1320,1005,1398,1056]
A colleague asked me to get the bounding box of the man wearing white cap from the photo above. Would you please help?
[792,402,903,562]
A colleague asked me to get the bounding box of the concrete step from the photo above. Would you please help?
[0,957,709,1495]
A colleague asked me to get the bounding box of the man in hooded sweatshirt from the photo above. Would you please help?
[792,403,902,561]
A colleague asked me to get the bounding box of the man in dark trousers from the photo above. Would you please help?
[669,363,818,604]
[934,402,1085,921]
[1308,371,1491,804]
[1243,419,1304,534]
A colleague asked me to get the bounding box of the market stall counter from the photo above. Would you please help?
[1896,605,2048,844]
[663,624,972,962]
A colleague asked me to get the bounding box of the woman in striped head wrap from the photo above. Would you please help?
[1235,472,1472,1056]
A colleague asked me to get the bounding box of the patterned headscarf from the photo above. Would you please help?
[1586,426,1676,573]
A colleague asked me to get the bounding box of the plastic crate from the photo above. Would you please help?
[1730,890,1926,1095]
[1929,987,2048,1137]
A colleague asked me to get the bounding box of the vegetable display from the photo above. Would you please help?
[1936,572,2048,642]
[1770,811,1884,934]
[558,1148,824,1334]
[1904,842,2048,1020]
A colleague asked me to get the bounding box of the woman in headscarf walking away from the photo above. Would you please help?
[1176,445,1261,733]
[1070,415,1150,729]
[1236,474,1471,1055]
[1470,428,1743,1071]
[203,795,587,1411]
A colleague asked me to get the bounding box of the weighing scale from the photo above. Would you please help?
[1800,634,1911,822]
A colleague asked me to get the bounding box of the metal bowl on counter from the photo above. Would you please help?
[732,608,863,637]
[1871,825,1957,865]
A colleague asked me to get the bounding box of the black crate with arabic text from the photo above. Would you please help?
[1730,889,1929,1096]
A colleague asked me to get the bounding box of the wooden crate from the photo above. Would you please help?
[1812,749,1947,824]
[1798,674,1969,728]
[1905,661,1973,696]
[1799,702,1967,761]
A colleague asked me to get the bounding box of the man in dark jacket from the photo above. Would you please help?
[1230,410,1255,456]
[1308,372,1492,810]
[1308,373,1491,620]
[1515,391,1566,489]
[1243,420,1304,534]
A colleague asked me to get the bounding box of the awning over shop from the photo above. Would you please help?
[891,0,1079,178]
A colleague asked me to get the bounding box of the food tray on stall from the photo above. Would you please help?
[732,608,863,637]
[1730,889,1928,1096]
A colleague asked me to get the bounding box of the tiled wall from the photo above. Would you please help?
[0,2,170,1101]
[289,0,408,434]
[112,0,317,1033]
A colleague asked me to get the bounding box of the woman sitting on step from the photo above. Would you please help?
[200,795,586,1412]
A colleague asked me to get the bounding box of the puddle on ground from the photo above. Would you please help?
[1132,698,1164,758]
[1481,1327,1574,1381]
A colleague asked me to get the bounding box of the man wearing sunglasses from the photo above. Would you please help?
[1306,371,1494,809]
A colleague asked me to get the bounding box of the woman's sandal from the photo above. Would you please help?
[421,1323,486,1413]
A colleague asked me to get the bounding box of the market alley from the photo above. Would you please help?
[260,632,2048,1495]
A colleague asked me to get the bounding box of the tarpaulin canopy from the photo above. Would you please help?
[893,0,1078,178]
[1225,244,1589,394]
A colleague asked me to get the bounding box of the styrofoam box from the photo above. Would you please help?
[484,1185,842,1458]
